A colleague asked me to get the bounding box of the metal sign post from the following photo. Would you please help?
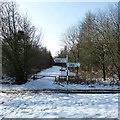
[54,58,67,63]
[67,63,80,67]
[67,62,80,77]
[66,55,69,85]
[54,57,69,85]
[54,56,81,85]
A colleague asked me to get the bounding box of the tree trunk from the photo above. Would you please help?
[15,76,27,85]
[12,58,28,84]
[102,63,106,81]
[117,69,120,82]
[76,67,79,76]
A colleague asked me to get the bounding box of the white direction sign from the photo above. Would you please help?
[54,58,68,63]
[67,63,80,67]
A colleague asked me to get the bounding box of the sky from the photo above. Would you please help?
[12,0,117,57]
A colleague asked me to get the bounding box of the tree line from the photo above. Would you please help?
[58,3,120,82]
[0,2,54,84]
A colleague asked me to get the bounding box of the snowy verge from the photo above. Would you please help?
[0,66,119,90]
[0,93,118,118]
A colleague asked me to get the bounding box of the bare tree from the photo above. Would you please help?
[0,1,45,84]
[62,25,80,62]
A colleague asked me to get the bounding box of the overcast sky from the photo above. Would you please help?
[13,0,117,56]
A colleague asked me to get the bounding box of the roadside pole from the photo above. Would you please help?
[66,55,68,85]
[76,67,79,76]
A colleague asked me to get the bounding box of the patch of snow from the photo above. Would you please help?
[0,93,118,119]
[0,66,119,90]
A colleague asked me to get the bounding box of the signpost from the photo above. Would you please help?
[67,63,80,68]
[54,58,67,63]
[54,57,80,85]
[67,63,80,77]
[66,55,69,85]
[54,56,69,84]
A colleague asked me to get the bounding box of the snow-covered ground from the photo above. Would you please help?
[0,66,119,119]
[0,93,118,118]
[0,66,119,90]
